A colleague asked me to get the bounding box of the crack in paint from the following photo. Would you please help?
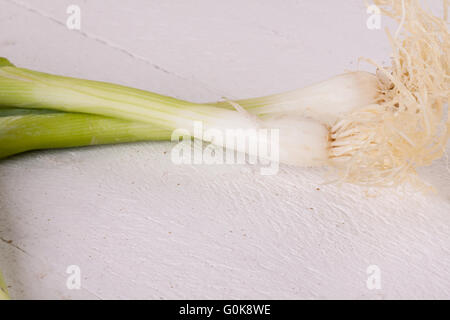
[0,236,27,254]
[3,0,229,97]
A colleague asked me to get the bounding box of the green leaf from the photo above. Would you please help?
[0,57,15,68]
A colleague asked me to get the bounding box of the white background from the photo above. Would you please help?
[0,0,449,299]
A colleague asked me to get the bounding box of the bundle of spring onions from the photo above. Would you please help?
[0,0,448,188]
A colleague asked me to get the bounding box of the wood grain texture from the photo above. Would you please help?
[0,0,449,299]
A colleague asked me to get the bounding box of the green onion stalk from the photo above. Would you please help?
[0,108,172,159]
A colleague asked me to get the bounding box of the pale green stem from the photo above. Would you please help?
[0,108,172,159]
[0,64,256,135]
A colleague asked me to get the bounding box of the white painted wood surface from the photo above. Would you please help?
[0,0,449,299]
